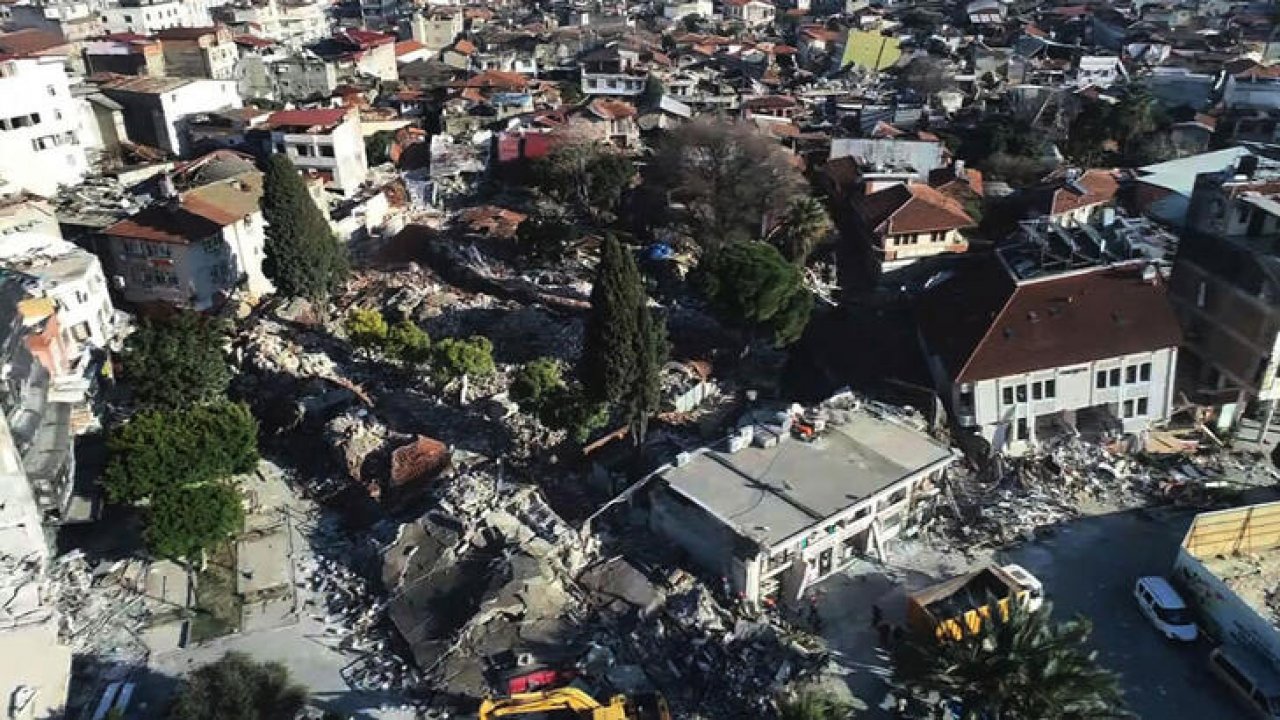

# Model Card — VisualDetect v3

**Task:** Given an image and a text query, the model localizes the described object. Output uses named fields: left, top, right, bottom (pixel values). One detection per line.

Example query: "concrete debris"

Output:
left=929, top=432, right=1250, bottom=550
left=298, top=553, right=418, bottom=693
left=48, top=551, right=152, bottom=667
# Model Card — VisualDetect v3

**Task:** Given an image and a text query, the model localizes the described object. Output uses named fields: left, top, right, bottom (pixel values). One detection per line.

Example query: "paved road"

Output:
left=818, top=508, right=1247, bottom=719
left=1002, top=508, right=1243, bottom=720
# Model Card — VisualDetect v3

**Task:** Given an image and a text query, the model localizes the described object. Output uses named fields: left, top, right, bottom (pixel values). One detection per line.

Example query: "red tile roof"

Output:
left=1047, top=169, right=1120, bottom=215
left=105, top=173, right=262, bottom=245
left=744, top=94, right=798, bottom=110
left=265, top=108, right=350, bottom=130
left=0, top=29, right=69, bottom=56
left=451, top=38, right=476, bottom=55
left=858, top=183, right=976, bottom=236
left=154, top=26, right=221, bottom=41
left=233, top=34, right=274, bottom=49
left=395, top=39, right=426, bottom=56
left=586, top=98, right=637, bottom=120
left=460, top=70, right=528, bottom=90
left=340, top=29, right=395, bottom=48
left=929, top=166, right=984, bottom=198
left=919, top=262, right=1182, bottom=383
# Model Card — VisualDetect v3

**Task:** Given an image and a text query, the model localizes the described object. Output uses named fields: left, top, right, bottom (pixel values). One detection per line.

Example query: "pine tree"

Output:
left=581, top=236, right=643, bottom=403
left=261, top=155, right=348, bottom=304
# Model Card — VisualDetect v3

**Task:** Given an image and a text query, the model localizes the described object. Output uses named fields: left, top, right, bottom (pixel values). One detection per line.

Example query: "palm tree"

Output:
left=770, top=196, right=832, bottom=265
left=892, top=598, right=1129, bottom=720
left=778, top=686, right=854, bottom=720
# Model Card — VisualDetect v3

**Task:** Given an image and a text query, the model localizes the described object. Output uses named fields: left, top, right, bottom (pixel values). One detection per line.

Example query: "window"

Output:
left=1096, top=371, right=1107, bottom=389
left=886, top=488, right=907, bottom=505
left=1126, top=365, right=1137, bottom=384
left=1123, top=399, right=1135, bottom=418
left=1032, top=382, right=1043, bottom=401
left=46, top=84, right=56, bottom=96
left=1016, top=384, right=1027, bottom=403
left=123, top=13, right=132, bottom=21
left=1003, top=387, right=1014, bottom=406
left=1140, top=362, right=1151, bottom=382
left=1137, top=397, right=1148, bottom=416
left=319, top=145, right=334, bottom=157
left=1109, top=368, right=1121, bottom=387
left=1045, top=379, right=1056, bottom=398
left=1016, top=417, right=1028, bottom=441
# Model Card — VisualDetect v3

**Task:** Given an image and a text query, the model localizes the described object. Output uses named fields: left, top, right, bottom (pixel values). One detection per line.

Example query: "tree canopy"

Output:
left=365, top=129, right=396, bottom=166
left=770, top=196, right=832, bottom=265
left=698, top=241, right=813, bottom=347
left=121, top=313, right=231, bottom=409
left=778, top=687, right=855, bottom=720
left=1066, top=90, right=1172, bottom=167
left=652, top=119, right=804, bottom=247
left=104, top=401, right=257, bottom=559
left=104, top=401, right=259, bottom=504
left=261, top=154, right=348, bottom=304
left=581, top=236, right=644, bottom=404
left=894, top=599, right=1127, bottom=720
left=344, top=307, right=389, bottom=350
left=146, top=483, right=244, bottom=560
left=531, top=138, right=635, bottom=220
left=516, top=206, right=581, bottom=262
left=433, top=336, right=495, bottom=381
left=510, top=357, right=564, bottom=412
left=953, top=115, right=1057, bottom=186
left=580, top=236, right=668, bottom=443
left=386, top=319, right=432, bottom=366
left=167, top=652, right=307, bottom=720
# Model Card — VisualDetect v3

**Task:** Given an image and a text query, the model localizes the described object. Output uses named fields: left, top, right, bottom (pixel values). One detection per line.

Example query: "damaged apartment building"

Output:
left=647, top=397, right=956, bottom=605
left=918, top=216, right=1184, bottom=455
left=1170, top=154, right=1280, bottom=436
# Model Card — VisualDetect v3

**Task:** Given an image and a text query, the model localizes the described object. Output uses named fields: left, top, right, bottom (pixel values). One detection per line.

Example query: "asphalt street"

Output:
left=819, top=507, right=1248, bottom=719
left=1002, top=508, right=1244, bottom=720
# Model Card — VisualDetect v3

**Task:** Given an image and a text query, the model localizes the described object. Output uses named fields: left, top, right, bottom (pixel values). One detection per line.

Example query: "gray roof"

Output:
left=661, top=409, right=954, bottom=548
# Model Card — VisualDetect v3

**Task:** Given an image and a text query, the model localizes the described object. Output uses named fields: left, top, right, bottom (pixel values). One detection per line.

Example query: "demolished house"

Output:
left=649, top=395, right=956, bottom=605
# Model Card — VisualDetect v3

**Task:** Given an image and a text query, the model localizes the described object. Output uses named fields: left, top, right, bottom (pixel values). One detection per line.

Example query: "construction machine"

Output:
left=477, top=687, right=671, bottom=719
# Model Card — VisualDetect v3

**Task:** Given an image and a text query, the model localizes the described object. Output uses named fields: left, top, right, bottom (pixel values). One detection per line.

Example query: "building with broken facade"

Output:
left=649, top=398, right=956, bottom=604
left=101, top=151, right=273, bottom=310
left=1169, top=154, right=1280, bottom=432
left=919, top=220, right=1184, bottom=455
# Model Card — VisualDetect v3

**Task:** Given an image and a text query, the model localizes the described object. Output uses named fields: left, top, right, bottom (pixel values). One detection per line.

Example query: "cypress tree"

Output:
left=261, top=155, right=348, bottom=304
left=581, top=236, right=643, bottom=403
left=622, top=305, right=668, bottom=444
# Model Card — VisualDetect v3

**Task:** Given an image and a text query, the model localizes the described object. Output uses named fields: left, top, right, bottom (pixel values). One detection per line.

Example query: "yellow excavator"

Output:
left=478, top=687, right=671, bottom=719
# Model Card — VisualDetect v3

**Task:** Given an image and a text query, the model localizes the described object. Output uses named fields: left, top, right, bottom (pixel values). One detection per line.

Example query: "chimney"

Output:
left=158, top=173, right=179, bottom=208
left=955, top=159, right=966, bottom=179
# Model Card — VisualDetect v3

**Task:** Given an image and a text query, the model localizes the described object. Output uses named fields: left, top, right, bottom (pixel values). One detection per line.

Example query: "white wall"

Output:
left=101, top=0, right=210, bottom=34
left=272, top=117, right=367, bottom=196
left=966, top=346, right=1178, bottom=454
left=159, top=79, right=242, bottom=154
left=0, top=56, right=88, bottom=198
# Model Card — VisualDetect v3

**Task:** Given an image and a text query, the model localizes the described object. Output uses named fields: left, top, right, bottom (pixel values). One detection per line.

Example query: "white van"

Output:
left=1210, top=645, right=1280, bottom=719
left=1134, top=576, right=1197, bottom=641
left=1001, top=564, right=1044, bottom=612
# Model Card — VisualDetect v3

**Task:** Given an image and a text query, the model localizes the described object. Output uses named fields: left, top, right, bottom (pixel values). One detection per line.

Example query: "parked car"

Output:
left=1001, top=564, right=1044, bottom=612
left=1209, top=645, right=1280, bottom=719
left=1134, top=576, right=1198, bottom=641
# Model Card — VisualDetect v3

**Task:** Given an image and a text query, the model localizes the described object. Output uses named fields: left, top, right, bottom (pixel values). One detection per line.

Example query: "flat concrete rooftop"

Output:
left=661, top=408, right=954, bottom=548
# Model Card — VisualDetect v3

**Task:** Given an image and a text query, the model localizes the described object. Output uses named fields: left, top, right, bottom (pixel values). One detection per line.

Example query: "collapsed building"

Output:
left=648, top=395, right=957, bottom=605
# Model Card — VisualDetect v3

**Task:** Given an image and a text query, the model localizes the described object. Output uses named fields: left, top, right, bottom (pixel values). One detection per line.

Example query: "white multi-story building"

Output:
left=920, top=228, right=1183, bottom=455
left=410, top=8, right=463, bottom=52
left=216, top=0, right=329, bottom=46
left=580, top=45, right=648, bottom=97
left=102, top=165, right=273, bottom=310
left=99, top=75, right=241, bottom=156
left=662, top=0, right=713, bottom=20
left=100, top=0, right=212, bottom=35
left=261, top=107, right=367, bottom=196
left=0, top=55, right=88, bottom=198
left=722, top=0, right=775, bottom=27
left=0, top=208, right=117, bottom=359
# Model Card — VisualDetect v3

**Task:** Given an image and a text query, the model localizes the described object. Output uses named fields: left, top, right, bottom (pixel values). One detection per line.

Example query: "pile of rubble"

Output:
left=931, top=432, right=1242, bottom=549
left=49, top=551, right=152, bottom=667
left=298, top=554, right=416, bottom=693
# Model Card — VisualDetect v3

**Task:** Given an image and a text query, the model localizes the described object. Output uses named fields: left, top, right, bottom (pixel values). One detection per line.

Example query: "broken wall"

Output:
left=649, top=485, right=757, bottom=600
